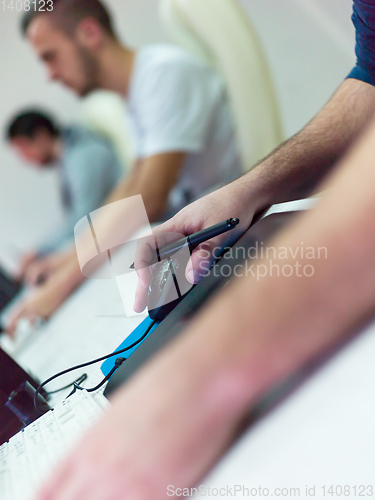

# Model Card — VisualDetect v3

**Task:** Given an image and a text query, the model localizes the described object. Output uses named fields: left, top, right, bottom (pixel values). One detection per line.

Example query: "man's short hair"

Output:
left=6, top=110, right=60, bottom=141
left=21, top=0, right=117, bottom=39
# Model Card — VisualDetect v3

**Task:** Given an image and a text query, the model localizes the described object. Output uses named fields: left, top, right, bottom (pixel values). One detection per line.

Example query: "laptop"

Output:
left=0, top=270, right=21, bottom=322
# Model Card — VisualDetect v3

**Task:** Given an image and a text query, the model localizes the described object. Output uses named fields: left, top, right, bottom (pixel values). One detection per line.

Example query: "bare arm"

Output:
left=246, top=78, right=375, bottom=205
left=71, top=151, right=185, bottom=278
left=37, top=114, right=375, bottom=500
left=134, top=78, right=375, bottom=299
left=102, top=152, right=185, bottom=218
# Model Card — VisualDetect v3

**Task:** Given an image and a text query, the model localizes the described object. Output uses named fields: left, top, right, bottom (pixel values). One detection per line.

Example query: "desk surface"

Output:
left=6, top=273, right=148, bottom=403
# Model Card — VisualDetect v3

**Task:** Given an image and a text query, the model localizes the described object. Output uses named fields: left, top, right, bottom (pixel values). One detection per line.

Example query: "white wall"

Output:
left=0, top=0, right=172, bottom=254
left=0, top=0, right=355, bottom=257
left=240, top=0, right=355, bottom=136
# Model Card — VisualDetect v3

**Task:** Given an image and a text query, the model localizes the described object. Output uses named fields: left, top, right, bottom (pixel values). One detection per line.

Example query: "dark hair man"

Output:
left=21, top=0, right=241, bottom=216
left=6, top=109, right=122, bottom=282
left=8, top=0, right=242, bottom=323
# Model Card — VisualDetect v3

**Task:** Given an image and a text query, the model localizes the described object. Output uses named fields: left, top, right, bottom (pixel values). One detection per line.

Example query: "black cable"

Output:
left=67, top=358, right=126, bottom=398
left=34, top=319, right=157, bottom=412
left=45, top=373, right=88, bottom=395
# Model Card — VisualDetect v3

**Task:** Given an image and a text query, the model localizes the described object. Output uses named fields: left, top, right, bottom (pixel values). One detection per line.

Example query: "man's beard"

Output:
left=77, top=46, right=101, bottom=97
left=40, top=153, right=55, bottom=165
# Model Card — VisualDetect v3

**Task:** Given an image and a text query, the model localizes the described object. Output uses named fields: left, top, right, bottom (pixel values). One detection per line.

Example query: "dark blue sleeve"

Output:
left=347, top=0, right=375, bottom=86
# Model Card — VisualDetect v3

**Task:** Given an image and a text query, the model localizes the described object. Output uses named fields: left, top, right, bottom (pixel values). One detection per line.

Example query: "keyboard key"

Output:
left=2, top=390, right=107, bottom=500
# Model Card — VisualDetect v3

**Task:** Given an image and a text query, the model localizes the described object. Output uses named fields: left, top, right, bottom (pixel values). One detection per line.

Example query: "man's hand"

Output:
left=24, top=250, right=74, bottom=286
left=133, top=180, right=257, bottom=313
left=18, top=252, right=38, bottom=280
left=6, top=256, right=84, bottom=337
left=6, top=281, right=67, bottom=337
left=132, top=79, right=375, bottom=315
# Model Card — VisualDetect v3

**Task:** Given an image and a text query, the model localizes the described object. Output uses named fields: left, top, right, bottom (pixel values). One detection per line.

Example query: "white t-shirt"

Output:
left=127, top=44, right=242, bottom=217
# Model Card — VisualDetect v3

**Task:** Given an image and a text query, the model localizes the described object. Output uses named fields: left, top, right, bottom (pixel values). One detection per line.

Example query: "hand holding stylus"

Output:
left=133, top=185, right=255, bottom=314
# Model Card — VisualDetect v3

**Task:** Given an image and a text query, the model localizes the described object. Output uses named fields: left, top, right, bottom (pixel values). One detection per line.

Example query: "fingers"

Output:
left=132, top=235, right=158, bottom=313
left=133, top=234, right=158, bottom=283
left=18, top=252, right=38, bottom=279
left=6, top=285, right=56, bottom=336
left=25, top=263, right=48, bottom=286
left=133, top=272, right=150, bottom=313
left=24, top=253, right=70, bottom=286
left=134, top=229, right=186, bottom=273
left=185, top=243, right=215, bottom=284
left=6, top=303, right=29, bottom=337
left=185, top=232, right=233, bottom=284
left=185, top=224, right=246, bottom=284
left=133, top=226, right=191, bottom=312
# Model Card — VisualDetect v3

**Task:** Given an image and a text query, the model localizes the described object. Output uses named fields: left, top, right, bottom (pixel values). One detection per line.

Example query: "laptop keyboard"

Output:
left=0, top=390, right=108, bottom=500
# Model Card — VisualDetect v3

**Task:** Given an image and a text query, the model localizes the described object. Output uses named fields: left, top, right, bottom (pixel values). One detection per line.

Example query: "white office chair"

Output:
left=81, top=90, right=135, bottom=174
left=160, top=0, right=284, bottom=170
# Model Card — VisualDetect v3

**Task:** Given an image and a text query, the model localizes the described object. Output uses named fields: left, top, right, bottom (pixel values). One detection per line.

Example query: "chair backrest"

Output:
left=160, top=0, right=284, bottom=170
left=81, top=91, right=135, bottom=174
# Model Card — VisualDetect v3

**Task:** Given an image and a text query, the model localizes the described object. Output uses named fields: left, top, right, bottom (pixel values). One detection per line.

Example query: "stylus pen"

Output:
left=130, top=218, right=240, bottom=269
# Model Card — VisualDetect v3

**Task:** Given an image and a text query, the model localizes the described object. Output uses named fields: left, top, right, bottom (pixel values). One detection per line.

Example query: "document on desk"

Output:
left=0, top=390, right=109, bottom=500
left=261, top=197, right=318, bottom=218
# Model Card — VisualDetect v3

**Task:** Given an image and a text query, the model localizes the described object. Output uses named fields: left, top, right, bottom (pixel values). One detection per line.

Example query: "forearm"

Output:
left=99, top=164, right=166, bottom=218
left=100, top=167, right=139, bottom=206
left=74, top=181, right=165, bottom=273
left=74, top=154, right=183, bottom=278
left=102, top=156, right=180, bottom=222
left=239, top=78, right=375, bottom=214
left=190, top=210, right=375, bottom=415
left=133, top=81, right=375, bottom=309
left=124, top=118, right=375, bottom=449
left=52, top=251, right=86, bottom=297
